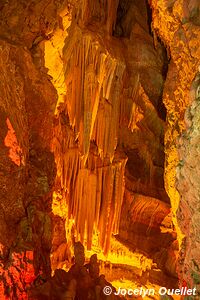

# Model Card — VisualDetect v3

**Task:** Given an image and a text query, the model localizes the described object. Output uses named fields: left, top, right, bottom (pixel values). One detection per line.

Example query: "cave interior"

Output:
left=0, top=0, right=200, bottom=299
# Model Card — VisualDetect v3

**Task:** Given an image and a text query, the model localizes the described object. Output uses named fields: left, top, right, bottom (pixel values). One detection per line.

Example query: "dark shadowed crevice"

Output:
left=145, top=0, right=153, bottom=36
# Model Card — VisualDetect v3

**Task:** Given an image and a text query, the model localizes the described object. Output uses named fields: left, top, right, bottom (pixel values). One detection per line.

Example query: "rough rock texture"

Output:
left=177, top=74, right=200, bottom=290
left=150, top=0, right=200, bottom=294
left=0, top=0, right=64, bottom=297
left=119, top=190, right=178, bottom=278
left=29, top=243, right=122, bottom=300
left=2, top=0, right=199, bottom=298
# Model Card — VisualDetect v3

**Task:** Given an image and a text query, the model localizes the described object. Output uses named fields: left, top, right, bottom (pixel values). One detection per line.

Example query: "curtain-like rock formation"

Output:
left=52, top=104, right=127, bottom=255
left=50, top=0, right=169, bottom=267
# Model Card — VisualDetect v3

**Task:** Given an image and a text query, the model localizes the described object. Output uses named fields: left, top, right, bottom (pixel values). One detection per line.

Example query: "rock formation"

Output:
left=51, top=0, right=169, bottom=262
left=150, top=0, right=200, bottom=293
left=29, top=242, right=122, bottom=300
left=0, top=0, right=199, bottom=299
left=0, top=0, right=60, bottom=298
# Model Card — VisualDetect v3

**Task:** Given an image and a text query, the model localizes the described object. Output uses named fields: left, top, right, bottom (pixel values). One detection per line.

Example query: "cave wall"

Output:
left=150, top=0, right=200, bottom=292
left=0, top=0, right=64, bottom=298
left=1, top=0, right=199, bottom=298
left=176, top=73, right=200, bottom=290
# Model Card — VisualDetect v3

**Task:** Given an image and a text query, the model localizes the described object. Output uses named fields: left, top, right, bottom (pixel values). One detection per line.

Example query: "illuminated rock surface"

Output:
left=150, top=0, right=200, bottom=293
left=0, top=0, right=59, bottom=297
left=0, top=0, right=199, bottom=299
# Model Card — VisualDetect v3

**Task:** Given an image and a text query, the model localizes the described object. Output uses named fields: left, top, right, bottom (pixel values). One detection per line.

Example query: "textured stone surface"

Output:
left=0, top=0, right=66, bottom=48
left=0, top=1, right=60, bottom=297
left=176, top=73, right=200, bottom=291
left=29, top=244, right=122, bottom=300
left=119, top=190, right=177, bottom=278
left=2, top=0, right=199, bottom=298
left=150, top=0, right=200, bottom=293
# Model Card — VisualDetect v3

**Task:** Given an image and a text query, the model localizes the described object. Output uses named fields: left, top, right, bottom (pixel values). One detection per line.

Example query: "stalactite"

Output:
left=50, top=20, right=128, bottom=255
left=49, top=0, right=167, bottom=262
left=64, top=28, right=125, bottom=161
left=52, top=107, right=127, bottom=255
left=52, top=20, right=165, bottom=256
left=70, top=154, right=127, bottom=255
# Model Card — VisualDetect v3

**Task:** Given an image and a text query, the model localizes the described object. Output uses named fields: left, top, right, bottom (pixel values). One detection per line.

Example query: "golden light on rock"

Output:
left=1, top=0, right=200, bottom=299
left=44, top=5, right=72, bottom=114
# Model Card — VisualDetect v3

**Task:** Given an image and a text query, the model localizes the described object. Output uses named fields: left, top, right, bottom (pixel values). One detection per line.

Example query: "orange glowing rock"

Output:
left=50, top=22, right=128, bottom=255
left=62, top=26, right=125, bottom=161
left=4, top=118, right=23, bottom=167
left=49, top=0, right=168, bottom=266
left=0, top=250, right=35, bottom=299
left=52, top=118, right=128, bottom=254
